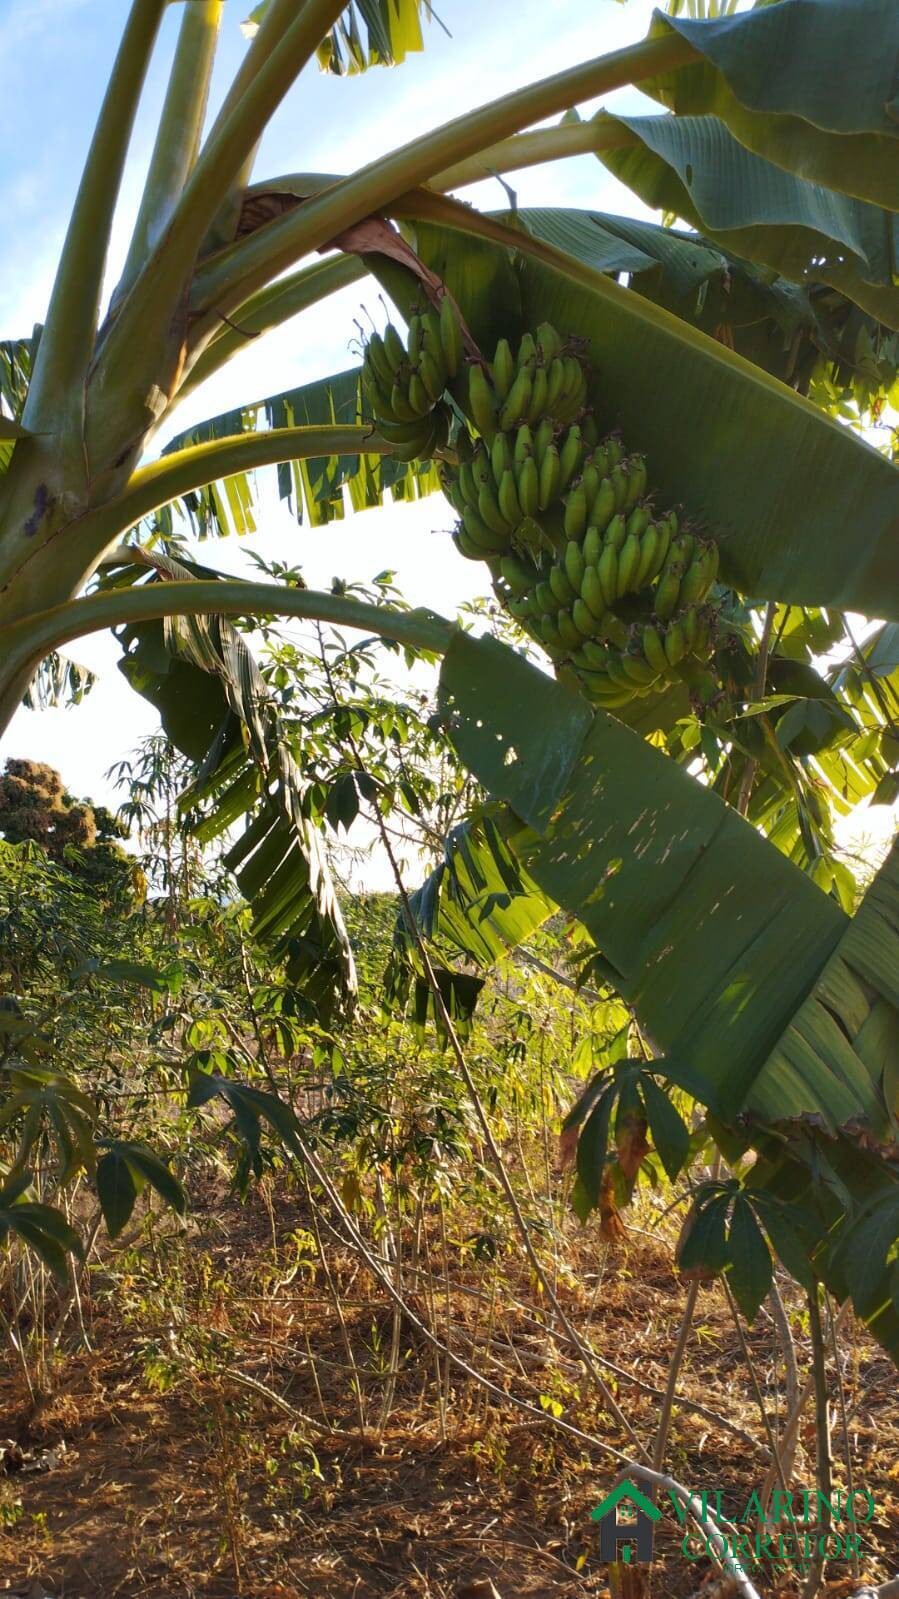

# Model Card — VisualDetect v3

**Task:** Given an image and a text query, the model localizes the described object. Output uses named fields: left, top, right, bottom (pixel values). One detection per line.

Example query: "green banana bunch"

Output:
left=362, top=299, right=466, bottom=443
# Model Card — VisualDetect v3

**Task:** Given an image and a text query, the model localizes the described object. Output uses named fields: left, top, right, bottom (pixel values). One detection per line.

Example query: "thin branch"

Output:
left=1, top=581, right=455, bottom=713
left=116, top=0, right=224, bottom=303
left=801, top=1287, right=834, bottom=1599
left=433, top=116, right=638, bottom=192
left=23, top=0, right=168, bottom=432
left=723, top=1278, right=789, bottom=1503
left=180, top=255, right=366, bottom=394
left=95, top=422, right=396, bottom=544
left=107, top=0, right=351, bottom=354
left=187, top=31, right=698, bottom=318
left=826, top=1289, right=861, bottom=1581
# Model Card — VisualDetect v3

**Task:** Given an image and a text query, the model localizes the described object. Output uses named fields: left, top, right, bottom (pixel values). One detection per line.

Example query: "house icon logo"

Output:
left=591, top=1479, right=661, bottom=1564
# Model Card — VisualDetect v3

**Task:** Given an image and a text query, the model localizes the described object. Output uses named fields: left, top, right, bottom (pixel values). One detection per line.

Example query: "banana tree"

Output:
left=1, top=0, right=898, bottom=1344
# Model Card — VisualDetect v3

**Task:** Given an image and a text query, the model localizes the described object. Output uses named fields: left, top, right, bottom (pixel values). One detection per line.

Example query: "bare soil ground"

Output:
left=1, top=1181, right=897, bottom=1599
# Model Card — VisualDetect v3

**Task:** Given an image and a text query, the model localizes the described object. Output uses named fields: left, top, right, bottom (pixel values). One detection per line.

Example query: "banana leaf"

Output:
left=595, top=113, right=899, bottom=330
left=243, top=0, right=427, bottom=75
left=393, top=808, right=554, bottom=970
left=499, top=206, right=899, bottom=411
left=152, top=368, right=438, bottom=541
left=437, top=631, right=854, bottom=1126
left=109, top=551, right=356, bottom=1018
left=435, top=630, right=899, bottom=1351
left=644, top=0, right=899, bottom=210
left=750, top=835, right=899, bottom=1133
left=388, top=220, right=899, bottom=619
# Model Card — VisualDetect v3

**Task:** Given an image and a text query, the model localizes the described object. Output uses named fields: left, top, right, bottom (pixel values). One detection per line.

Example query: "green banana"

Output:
left=653, top=566, right=683, bottom=622
left=439, top=295, right=462, bottom=378
left=421, top=312, right=447, bottom=382
left=604, top=655, right=638, bottom=694
left=468, top=364, right=498, bottom=438
left=517, top=456, right=539, bottom=518
left=581, top=639, right=611, bottom=670
left=589, top=479, right=616, bottom=533
left=633, top=523, right=660, bottom=591
left=564, top=539, right=586, bottom=592
left=545, top=357, right=566, bottom=412
left=572, top=597, right=601, bottom=639
left=681, top=605, right=699, bottom=653
left=463, top=505, right=509, bottom=554
left=581, top=413, right=600, bottom=449
left=642, top=625, right=669, bottom=677
left=378, top=413, right=438, bottom=445
left=514, top=424, right=534, bottom=465
left=610, top=463, right=629, bottom=511
left=678, top=554, right=708, bottom=610
left=499, top=367, right=532, bottom=431
left=583, top=526, right=603, bottom=567
left=383, top=323, right=406, bottom=373
left=517, top=332, right=538, bottom=371
left=557, top=609, right=583, bottom=650
left=538, top=445, right=561, bottom=511
left=534, top=416, right=555, bottom=466
left=625, top=456, right=647, bottom=506
left=549, top=563, right=576, bottom=607
left=620, top=651, right=658, bottom=687
left=536, top=322, right=562, bottom=363
left=491, top=337, right=515, bottom=399
left=615, top=532, right=641, bottom=598
left=418, top=349, right=445, bottom=405
left=458, top=461, right=477, bottom=507
left=539, top=615, right=564, bottom=653
left=664, top=620, right=687, bottom=668
left=498, top=469, right=522, bottom=528
left=626, top=506, right=651, bottom=541
left=558, top=426, right=583, bottom=490
left=580, top=462, right=601, bottom=507
left=581, top=563, right=606, bottom=620
left=389, top=416, right=439, bottom=461
left=604, top=513, right=627, bottom=552
left=588, top=681, right=640, bottom=709
left=408, top=372, right=431, bottom=416
left=471, top=449, right=492, bottom=492
left=575, top=636, right=604, bottom=668
left=693, top=611, right=712, bottom=658
left=597, top=543, right=618, bottom=610
left=364, top=332, right=395, bottom=391
left=652, top=518, right=672, bottom=578
left=563, top=481, right=588, bottom=540
left=601, top=613, right=629, bottom=650
left=391, top=380, right=422, bottom=422
left=535, top=581, right=556, bottom=615
left=453, top=526, right=484, bottom=561
left=406, top=316, right=424, bottom=363
left=491, top=432, right=512, bottom=486
left=478, top=482, right=513, bottom=538
left=500, top=554, right=537, bottom=597
left=526, top=365, right=548, bottom=426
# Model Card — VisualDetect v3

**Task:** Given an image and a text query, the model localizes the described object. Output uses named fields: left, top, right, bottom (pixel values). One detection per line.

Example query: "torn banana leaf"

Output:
left=644, top=0, right=899, bottom=210
left=110, top=551, right=356, bottom=1019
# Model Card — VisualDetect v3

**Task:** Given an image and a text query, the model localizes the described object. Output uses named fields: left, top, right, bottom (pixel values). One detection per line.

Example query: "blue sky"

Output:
left=0, top=0, right=670, bottom=810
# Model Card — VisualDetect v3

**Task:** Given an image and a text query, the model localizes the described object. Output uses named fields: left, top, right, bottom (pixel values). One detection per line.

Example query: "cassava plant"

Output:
left=1, top=0, right=899, bottom=1355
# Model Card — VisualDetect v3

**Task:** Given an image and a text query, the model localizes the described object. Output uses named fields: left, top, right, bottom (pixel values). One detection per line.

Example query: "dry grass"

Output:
left=1, top=1178, right=897, bottom=1599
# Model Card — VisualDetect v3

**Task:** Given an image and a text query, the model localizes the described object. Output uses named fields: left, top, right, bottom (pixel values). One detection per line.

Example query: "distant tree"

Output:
left=0, top=757, right=140, bottom=904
